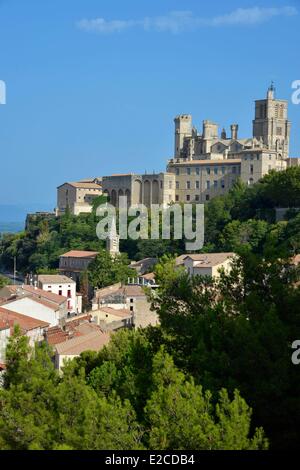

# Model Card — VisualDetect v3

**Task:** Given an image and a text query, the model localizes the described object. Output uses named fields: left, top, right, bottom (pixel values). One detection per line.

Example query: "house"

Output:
left=0, top=306, right=49, bottom=347
left=59, top=250, right=99, bottom=285
left=56, top=179, right=102, bottom=216
left=180, top=252, right=235, bottom=277
left=54, top=328, right=110, bottom=371
left=92, top=283, right=159, bottom=329
left=0, top=285, right=68, bottom=327
left=37, top=274, right=82, bottom=315
left=2, top=297, right=65, bottom=328
left=91, top=306, right=133, bottom=331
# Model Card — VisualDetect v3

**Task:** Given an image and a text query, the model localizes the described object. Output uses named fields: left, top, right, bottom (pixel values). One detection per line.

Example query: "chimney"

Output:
left=230, top=124, right=238, bottom=140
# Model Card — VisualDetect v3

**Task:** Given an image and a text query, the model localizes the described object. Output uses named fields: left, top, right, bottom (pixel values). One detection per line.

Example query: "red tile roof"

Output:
left=60, top=250, right=99, bottom=258
left=0, top=307, right=50, bottom=332
left=3, top=285, right=67, bottom=305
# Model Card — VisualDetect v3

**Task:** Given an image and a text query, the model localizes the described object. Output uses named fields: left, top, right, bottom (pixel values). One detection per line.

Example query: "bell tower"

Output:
left=252, top=83, right=290, bottom=159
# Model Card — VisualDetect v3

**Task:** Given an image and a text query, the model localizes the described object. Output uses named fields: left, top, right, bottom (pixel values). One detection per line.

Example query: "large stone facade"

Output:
left=167, top=84, right=294, bottom=203
left=101, top=172, right=175, bottom=207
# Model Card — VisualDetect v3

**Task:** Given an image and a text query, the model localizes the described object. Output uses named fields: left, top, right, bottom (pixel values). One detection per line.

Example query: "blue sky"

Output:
left=0, top=0, right=299, bottom=212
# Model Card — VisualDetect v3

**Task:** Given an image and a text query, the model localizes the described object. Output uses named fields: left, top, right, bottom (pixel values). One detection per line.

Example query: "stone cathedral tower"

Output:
left=252, top=83, right=291, bottom=159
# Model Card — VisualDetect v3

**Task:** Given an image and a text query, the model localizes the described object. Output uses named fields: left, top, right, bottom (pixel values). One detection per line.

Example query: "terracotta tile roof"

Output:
left=95, top=283, right=122, bottom=299
left=123, top=285, right=146, bottom=297
left=37, top=275, right=75, bottom=285
left=0, top=306, right=50, bottom=332
left=184, top=252, right=235, bottom=267
left=2, top=285, right=67, bottom=305
left=175, top=254, right=188, bottom=265
left=98, top=307, right=132, bottom=319
left=141, top=272, right=155, bottom=281
left=75, top=322, right=102, bottom=335
left=55, top=330, right=110, bottom=356
left=60, top=250, right=99, bottom=258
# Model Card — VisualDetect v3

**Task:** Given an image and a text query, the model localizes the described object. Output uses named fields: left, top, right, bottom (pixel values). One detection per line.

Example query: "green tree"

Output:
left=145, top=350, right=267, bottom=450
left=0, top=274, right=10, bottom=288
left=88, top=250, right=136, bottom=289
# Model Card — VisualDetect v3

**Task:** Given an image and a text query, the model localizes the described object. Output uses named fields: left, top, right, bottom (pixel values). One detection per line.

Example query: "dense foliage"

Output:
left=149, top=252, right=300, bottom=449
left=0, top=326, right=267, bottom=450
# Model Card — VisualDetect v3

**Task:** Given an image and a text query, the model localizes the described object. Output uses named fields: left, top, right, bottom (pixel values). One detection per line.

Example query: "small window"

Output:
left=195, top=181, right=200, bottom=189
left=195, top=195, right=200, bottom=201
left=58, top=290, right=62, bottom=296
left=187, top=167, right=191, bottom=175
left=186, top=181, right=191, bottom=189
left=175, top=168, right=180, bottom=176
left=176, top=181, right=179, bottom=189
left=175, top=195, right=179, bottom=201
left=221, top=180, right=225, bottom=189
left=221, top=167, right=225, bottom=175
left=214, top=167, right=218, bottom=175
left=206, top=167, right=210, bottom=175
left=130, top=306, right=134, bottom=312
left=186, top=195, right=190, bottom=201
left=214, top=180, right=218, bottom=189
left=206, top=181, right=210, bottom=190
left=196, top=167, right=200, bottom=175
left=206, top=194, right=210, bottom=201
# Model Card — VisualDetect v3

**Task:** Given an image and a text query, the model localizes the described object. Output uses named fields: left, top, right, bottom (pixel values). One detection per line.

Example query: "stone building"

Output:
left=56, top=85, right=299, bottom=209
left=101, top=172, right=175, bottom=208
left=56, top=178, right=102, bottom=215
left=167, top=84, right=295, bottom=203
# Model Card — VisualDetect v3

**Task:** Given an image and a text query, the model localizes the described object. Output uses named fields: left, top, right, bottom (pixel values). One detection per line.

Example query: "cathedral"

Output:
left=57, top=85, right=299, bottom=213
